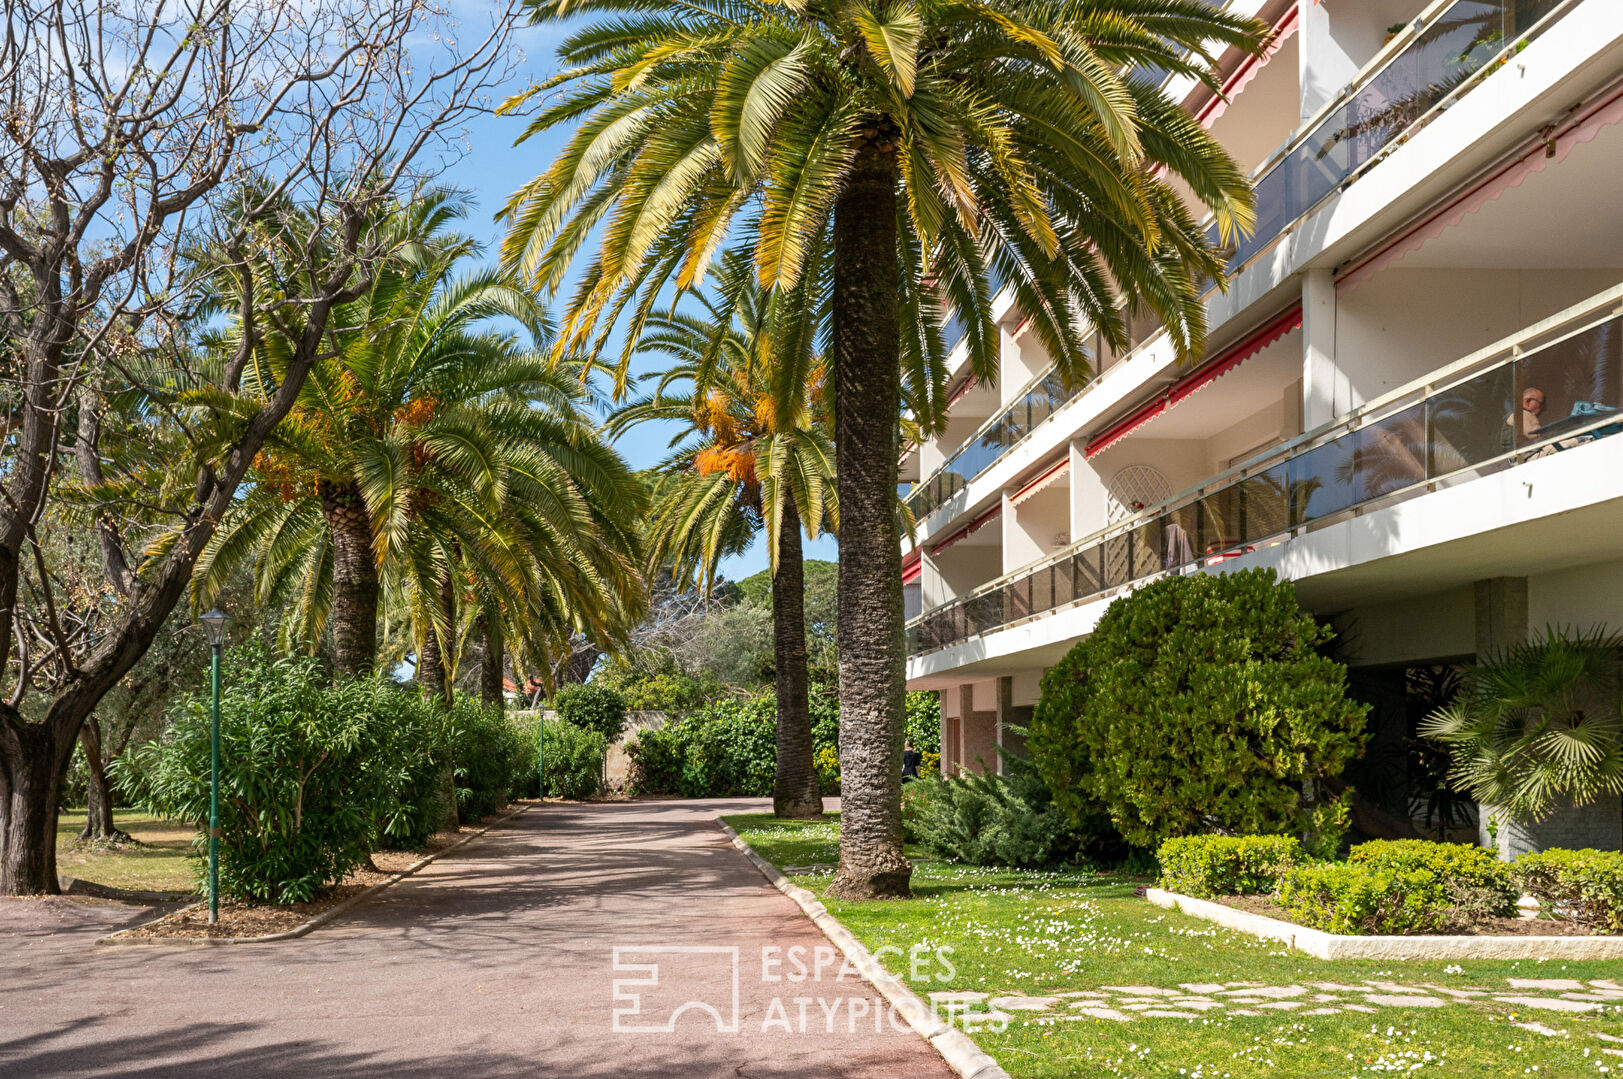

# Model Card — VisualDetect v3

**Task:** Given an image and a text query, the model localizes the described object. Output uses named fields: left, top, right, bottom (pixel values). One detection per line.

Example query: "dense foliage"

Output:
left=903, top=745, right=1077, bottom=868
left=592, top=665, right=724, bottom=713
left=1031, top=569, right=1368, bottom=850
left=116, top=650, right=447, bottom=902
left=553, top=683, right=629, bottom=742
left=1157, top=835, right=1304, bottom=899
left=447, top=698, right=530, bottom=821
left=1275, top=861, right=1457, bottom=935
left=1514, top=848, right=1623, bottom=932
left=541, top=720, right=608, bottom=801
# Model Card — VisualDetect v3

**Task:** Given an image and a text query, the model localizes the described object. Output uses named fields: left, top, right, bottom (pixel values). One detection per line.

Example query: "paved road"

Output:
left=0, top=800, right=956, bottom=1078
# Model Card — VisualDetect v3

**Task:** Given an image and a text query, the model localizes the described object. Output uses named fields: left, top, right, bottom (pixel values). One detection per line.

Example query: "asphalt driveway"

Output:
left=0, top=799, right=955, bottom=1079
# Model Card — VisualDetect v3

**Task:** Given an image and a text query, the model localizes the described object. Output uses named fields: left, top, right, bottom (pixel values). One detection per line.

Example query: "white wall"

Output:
left=1001, top=325, right=1049, bottom=405
left=1206, top=32, right=1301, bottom=174
left=1530, top=558, right=1623, bottom=631
left=1004, top=483, right=1069, bottom=573
left=1300, top=0, right=1428, bottom=119
left=933, top=540, right=1001, bottom=599
left=1330, top=586, right=1476, bottom=667
left=1333, top=269, right=1623, bottom=415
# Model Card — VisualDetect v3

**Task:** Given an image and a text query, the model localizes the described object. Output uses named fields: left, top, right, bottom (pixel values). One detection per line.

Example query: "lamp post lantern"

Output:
left=200, top=607, right=228, bottom=924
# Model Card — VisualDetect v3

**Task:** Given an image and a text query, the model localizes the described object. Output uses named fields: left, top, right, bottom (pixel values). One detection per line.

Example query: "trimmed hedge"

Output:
left=1350, top=839, right=1516, bottom=919
left=1514, top=848, right=1623, bottom=932
left=1157, top=835, right=1303, bottom=898
left=1276, top=862, right=1452, bottom=935
left=553, top=683, right=628, bottom=742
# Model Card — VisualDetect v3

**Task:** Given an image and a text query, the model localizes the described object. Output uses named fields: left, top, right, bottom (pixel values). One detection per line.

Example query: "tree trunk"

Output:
left=772, top=501, right=823, bottom=819
left=826, top=133, right=911, bottom=899
left=77, top=716, right=127, bottom=843
left=320, top=479, right=379, bottom=676
left=479, top=615, right=505, bottom=712
left=0, top=715, right=75, bottom=894
left=419, top=572, right=459, bottom=832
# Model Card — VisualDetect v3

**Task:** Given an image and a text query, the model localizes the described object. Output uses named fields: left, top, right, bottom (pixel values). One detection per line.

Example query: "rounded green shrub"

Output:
left=1513, top=848, right=1623, bottom=932
left=541, top=719, right=608, bottom=800
left=904, top=763, right=1078, bottom=868
left=1276, top=862, right=1451, bottom=935
left=1030, top=568, right=1368, bottom=850
left=553, top=683, right=628, bottom=741
left=1349, top=840, right=1516, bottom=917
left=447, top=698, right=527, bottom=821
left=1157, top=835, right=1303, bottom=898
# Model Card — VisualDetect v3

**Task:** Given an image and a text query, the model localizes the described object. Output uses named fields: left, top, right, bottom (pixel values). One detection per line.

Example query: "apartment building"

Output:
left=900, top=0, right=1623, bottom=853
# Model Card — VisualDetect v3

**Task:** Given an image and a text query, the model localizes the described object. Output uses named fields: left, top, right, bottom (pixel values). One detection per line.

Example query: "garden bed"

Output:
left=1147, top=887, right=1623, bottom=960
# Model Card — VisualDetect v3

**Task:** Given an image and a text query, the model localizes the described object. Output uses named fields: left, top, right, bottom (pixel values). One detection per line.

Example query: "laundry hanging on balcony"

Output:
left=1084, top=304, right=1304, bottom=459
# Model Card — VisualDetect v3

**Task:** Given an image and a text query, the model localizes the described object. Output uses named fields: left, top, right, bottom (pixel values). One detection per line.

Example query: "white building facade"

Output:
left=901, top=0, right=1623, bottom=849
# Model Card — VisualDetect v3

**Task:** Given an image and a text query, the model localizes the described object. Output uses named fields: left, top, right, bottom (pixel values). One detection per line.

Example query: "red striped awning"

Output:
left=1193, top=5, right=1300, bottom=129
left=1084, top=304, right=1303, bottom=459
left=946, top=375, right=978, bottom=407
left=1009, top=455, right=1070, bottom=507
left=901, top=551, right=922, bottom=585
left=929, top=502, right=1002, bottom=557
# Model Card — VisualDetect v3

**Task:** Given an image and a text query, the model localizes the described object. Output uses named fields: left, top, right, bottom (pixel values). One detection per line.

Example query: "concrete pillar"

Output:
left=1298, top=0, right=1359, bottom=121
left=1473, top=577, right=1528, bottom=659
left=959, top=682, right=999, bottom=776
left=1302, top=268, right=1343, bottom=429
left=995, top=676, right=1033, bottom=776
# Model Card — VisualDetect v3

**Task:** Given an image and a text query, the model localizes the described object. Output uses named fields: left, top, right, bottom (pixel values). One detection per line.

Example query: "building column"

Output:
left=1298, top=0, right=1359, bottom=121
left=959, top=682, right=999, bottom=776
left=1302, top=267, right=1343, bottom=430
left=1473, top=576, right=1528, bottom=659
left=995, top=676, right=1033, bottom=776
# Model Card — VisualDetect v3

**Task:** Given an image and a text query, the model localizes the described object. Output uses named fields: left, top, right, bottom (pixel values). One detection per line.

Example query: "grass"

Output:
left=55, top=808, right=197, bottom=894
left=726, top=813, right=1623, bottom=1079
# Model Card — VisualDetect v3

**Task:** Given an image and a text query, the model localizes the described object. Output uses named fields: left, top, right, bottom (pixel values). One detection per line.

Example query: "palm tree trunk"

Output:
left=479, top=615, right=505, bottom=712
left=826, top=132, right=911, bottom=899
left=320, top=479, right=379, bottom=676
left=772, top=500, right=822, bottom=819
left=418, top=571, right=460, bottom=831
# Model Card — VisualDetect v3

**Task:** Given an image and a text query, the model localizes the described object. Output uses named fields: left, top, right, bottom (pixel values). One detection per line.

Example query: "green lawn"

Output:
left=726, top=813, right=1623, bottom=1078
left=55, top=808, right=197, bottom=894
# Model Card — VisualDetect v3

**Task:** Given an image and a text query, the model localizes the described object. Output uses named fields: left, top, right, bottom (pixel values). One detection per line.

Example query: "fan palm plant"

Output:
left=611, top=254, right=835, bottom=817
left=501, top=0, right=1263, bottom=897
left=1422, top=627, right=1623, bottom=826
left=195, top=191, right=646, bottom=689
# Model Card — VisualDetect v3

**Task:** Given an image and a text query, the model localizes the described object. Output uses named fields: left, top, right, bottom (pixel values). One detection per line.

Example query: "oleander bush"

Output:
left=1275, top=862, right=1453, bottom=935
left=1157, top=835, right=1304, bottom=898
left=541, top=719, right=608, bottom=800
left=1513, top=848, right=1623, bottom=932
left=1030, top=569, right=1368, bottom=850
left=1350, top=839, right=1517, bottom=918
left=447, top=697, right=528, bottom=821
left=553, top=683, right=629, bottom=742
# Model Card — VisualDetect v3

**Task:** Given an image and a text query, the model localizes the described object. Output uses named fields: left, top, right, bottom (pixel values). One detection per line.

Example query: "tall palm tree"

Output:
left=611, top=253, right=834, bottom=817
left=196, top=192, right=646, bottom=689
left=502, top=0, right=1263, bottom=897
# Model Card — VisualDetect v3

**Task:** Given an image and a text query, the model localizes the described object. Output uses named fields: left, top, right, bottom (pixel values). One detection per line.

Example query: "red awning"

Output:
left=1084, top=305, right=1303, bottom=459
left=1009, top=455, right=1070, bottom=507
left=946, top=375, right=978, bottom=407
left=1193, top=6, right=1300, bottom=129
left=901, top=551, right=922, bottom=585
left=929, top=503, right=1002, bottom=557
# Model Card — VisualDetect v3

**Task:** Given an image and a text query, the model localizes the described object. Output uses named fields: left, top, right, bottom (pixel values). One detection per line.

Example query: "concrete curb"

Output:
left=716, top=819, right=1011, bottom=1079
left=1146, top=887, right=1623, bottom=959
left=95, top=802, right=534, bottom=947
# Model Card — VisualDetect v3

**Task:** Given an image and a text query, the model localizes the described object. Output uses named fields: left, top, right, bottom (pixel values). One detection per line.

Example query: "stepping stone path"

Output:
left=928, top=977, right=1623, bottom=1053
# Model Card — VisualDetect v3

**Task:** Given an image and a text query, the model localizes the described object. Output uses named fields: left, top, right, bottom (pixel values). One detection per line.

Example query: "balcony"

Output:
left=902, top=0, right=1581, bottom=534
left=907, top=285, right=1623, bottom=658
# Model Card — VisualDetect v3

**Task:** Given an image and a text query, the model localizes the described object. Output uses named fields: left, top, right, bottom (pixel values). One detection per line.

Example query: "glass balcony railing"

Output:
left=904, top=0, right=1577, bottom=526
left=1218, top=0, right=1570, bottom=272
left=907, top=286, right=1623, bottom=658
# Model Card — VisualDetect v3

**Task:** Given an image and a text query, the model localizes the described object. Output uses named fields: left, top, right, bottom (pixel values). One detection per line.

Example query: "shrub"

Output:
left=625, top=687, right=844, bottom=797
left=1275, top=862, right=1451, bottom=935
left=1157, top=835, right=1303, bottom=898
left=905, top=748, right=1079, bottom=868
left=1030, top=568, right=1368, bottom=850
left=593, top=665, right=723, bottom=712
left=116, top=650, right=405, bottom=903
left=1513, top=848, right=1623, bottom=932
left=1349, top=840, right=1516, bottom=918
left=366, top=690, right=453, bottom=851
left=541, top=720, right=607, bottom=800
left=447, top=698, right=526, bottom=821
left=905, top=691, right=942, bottom=758
left=508, top=714, right=542, bottom=799
left=626, top=725, right=686, bottom=796
left=553, top=683, right=628, bottom=741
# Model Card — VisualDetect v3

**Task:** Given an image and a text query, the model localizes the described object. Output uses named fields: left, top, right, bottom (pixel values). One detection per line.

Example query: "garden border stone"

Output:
left=93, top=801, right=533, bottom=947
left=716, top=819, right=1011, bottom=1079
left=1145, top=887, right=1623, bottom=960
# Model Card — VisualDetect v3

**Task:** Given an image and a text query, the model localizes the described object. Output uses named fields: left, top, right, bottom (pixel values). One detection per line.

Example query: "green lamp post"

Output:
left=200, top=606, right=228, bottom=924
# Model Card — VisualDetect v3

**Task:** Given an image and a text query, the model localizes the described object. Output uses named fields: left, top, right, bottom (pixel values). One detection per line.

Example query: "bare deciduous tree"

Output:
left=0, top=0, right=520, bottom=894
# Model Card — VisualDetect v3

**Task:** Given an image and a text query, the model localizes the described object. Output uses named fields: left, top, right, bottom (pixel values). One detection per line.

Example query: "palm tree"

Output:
left=502, top=0, right=1263, bottom=897
left=197, top=192, right=645, bottom=690
left=611, top=254, right=834, bottom=817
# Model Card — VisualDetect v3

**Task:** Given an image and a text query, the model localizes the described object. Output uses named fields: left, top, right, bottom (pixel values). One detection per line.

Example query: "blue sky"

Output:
left=430, top=19, right=839, bottom=582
